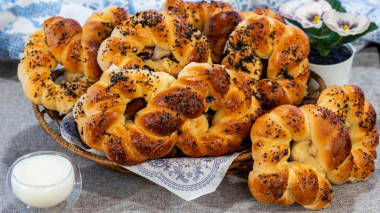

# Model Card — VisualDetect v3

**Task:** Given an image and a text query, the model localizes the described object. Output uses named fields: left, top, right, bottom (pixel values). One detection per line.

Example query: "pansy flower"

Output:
left=323, top=10, right=370, bottom=36
left=294, top=1, right=332, bottom=28
left=279, top=0, right=311, bottom=20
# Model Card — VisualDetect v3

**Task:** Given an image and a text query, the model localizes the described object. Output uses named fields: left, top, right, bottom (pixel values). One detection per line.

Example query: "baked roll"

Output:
left=222, top=12, right=310, bottom=109
left=164, top=0, right=286, bottom=63
left=18, top=30, right=89, bottom=114
left=74, top=63, right=262, bottom=164
left=317, top=85, right=379, bottom=182
left=171, top=63, right=262, bottom=157
left=97, top=10, right=211, bottom=77
left=43, top=6, right=129, bottom=83
left=73, top=65, right=177, bottom=165
left=164, top=0, right=240, bottom=63
left=18, top=7, right=129, bottom=113
left=249, top=104, right=352, bottom=209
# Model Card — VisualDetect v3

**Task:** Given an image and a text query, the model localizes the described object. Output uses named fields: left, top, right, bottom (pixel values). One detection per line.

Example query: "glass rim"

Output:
left=9, top=151, right=76, bottom=188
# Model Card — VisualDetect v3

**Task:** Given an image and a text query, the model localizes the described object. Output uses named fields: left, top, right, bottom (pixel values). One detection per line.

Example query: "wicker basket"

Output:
left=32, top=70, right=326, bottom=175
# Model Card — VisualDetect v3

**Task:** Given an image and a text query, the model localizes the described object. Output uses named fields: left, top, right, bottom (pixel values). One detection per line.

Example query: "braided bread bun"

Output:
left=74, top=63, right=262, bottom=163
left=82, top=6, right=129, bottom=45
left=97, top=10, right=210, bottom=77
left=163, top=1, right=287, bottom=63
left=18, top=7, right=129, bottom=114
left=249, top=104, right=353, bottom=209
left=73, top=65, right=177, bottom=165
left=163, top=63, right=262, bottom=157
left=222, top=12, right=310, bottom=109
left=43, top=6, right=128, bottom=83
left=18, top=30, right=89, bottom=114
left=317, top=85, right=379, bottom=181
left=164, top=0, right=239, bottom=63
left=164, top=0, right=234, bottom=31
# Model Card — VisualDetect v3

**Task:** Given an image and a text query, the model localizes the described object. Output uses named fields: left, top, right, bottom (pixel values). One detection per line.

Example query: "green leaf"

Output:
left=311, top=41, right=332, bottom=57
left=285, top=20, right=332, bottom=41
left=308, top=33, right=331, bottom=39
left=340, top=22, right=378, bottom=44
left=311, top=30, right=340, bottom=44
left=326, top=0, right=346, bottom=12
left=325, top=31, right=341, bottom=45
left=318, top=49, right=331, bottom=57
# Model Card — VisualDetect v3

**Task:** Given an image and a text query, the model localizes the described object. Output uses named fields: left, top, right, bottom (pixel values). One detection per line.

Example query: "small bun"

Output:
left=222, top=12, right=310, bottom=109
left=73, top=65, right=177, bottom=165
left=249, top=104, right=353, bottom=209
left=317, top=85, right=379, bottom=182
left=18, top=7, right=129, bottom=113
left=98, top=10, right=211, bottom=78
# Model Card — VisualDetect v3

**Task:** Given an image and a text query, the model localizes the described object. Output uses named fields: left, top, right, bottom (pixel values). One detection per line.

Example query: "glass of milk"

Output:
left=6, top=151, right=82, bottom=212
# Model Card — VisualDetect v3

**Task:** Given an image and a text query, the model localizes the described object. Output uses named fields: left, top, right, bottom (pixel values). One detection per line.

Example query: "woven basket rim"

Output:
left=32, top=70, right=326, bottom=175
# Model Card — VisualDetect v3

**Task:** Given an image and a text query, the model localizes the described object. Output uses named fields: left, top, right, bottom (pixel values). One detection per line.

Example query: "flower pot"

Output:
left=309, top=44, right=355, bottom=87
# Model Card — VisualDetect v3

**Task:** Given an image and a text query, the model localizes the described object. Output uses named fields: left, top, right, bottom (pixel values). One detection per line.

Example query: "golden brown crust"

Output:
left=17, top=31, right=89, bottom=114
left=268, top=26, right=309, bottom=81
left=73, top=65, right=177, bottom=165
left=204, top=11, right=242, bottom=40
left=300, top=105, right=351, bottom=172
left=204, top=11, right=242, bottom=63
left=152, top=87, right=207, bottom=118
left=252, top=8, right=285, bottom=23
left=136, top=110, right=185, bottom=136
left=164, top=0, right=239, bottom=63
left=42, top=7, right=129, bottom=83
left=248, top=164, right=290, bottom=204
left=249, top=104, right=352, bottom=209
left=43, top=17, right=82, bottom=60
left=164, top=0, right=234, bottom=30
left=18, top=7, right=130, bottom=113
left=74, top=63, right=261, bottom=164
left=98, top=10, right=210, bottom=77
left=161, top=63, right=262, bottom=157
left=317, top=85, right=379, bottom=182
left=222, top=12, right=310, bottom=109
left=252, top=79, right=292, bottom=108
left=82, top=6, right=129, bottom=45
left=270, top=104, right=309, bottom=141
left=288, top=162, right=319, bottom=205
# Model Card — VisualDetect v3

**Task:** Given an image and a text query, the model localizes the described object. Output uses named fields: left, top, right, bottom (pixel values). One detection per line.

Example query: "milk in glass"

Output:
left=11, top=154, right=75, bottom=208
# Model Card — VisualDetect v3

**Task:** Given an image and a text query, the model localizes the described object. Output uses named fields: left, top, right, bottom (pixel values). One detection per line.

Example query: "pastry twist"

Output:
left=163, top=0, right=285, bottom=63
left=249, top=105, right=353, bottom=209
left=82, top=6, right=129, bottom=45
left=43, top=6, right=128, bottom=82
left=73, top=65, right=177, bottom=165
left=18, top=7, right=129, bottom=113
left=74, top=63, right=261, bottom=164
left=18, top=30, right=89, bottom=114
left=165, top=63, right=262, bottom=157
left=222, top=12, right=310, bottom=109
left=164, top=0, right=239, bottom=63
left=317, top=85, right=379, bottom=181
left=97, top=10, right=210, bottom=77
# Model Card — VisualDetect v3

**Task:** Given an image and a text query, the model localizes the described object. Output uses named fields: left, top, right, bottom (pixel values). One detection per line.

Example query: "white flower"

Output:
left=323, top=10, right=370, bottom=36
left=294, top=1, right=332, bottom=28
left=279, top=0, right=311, bottom=20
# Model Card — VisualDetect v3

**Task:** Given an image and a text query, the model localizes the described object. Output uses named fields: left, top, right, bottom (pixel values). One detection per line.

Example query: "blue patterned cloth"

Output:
left=0, top=0, right=379, bottom=60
